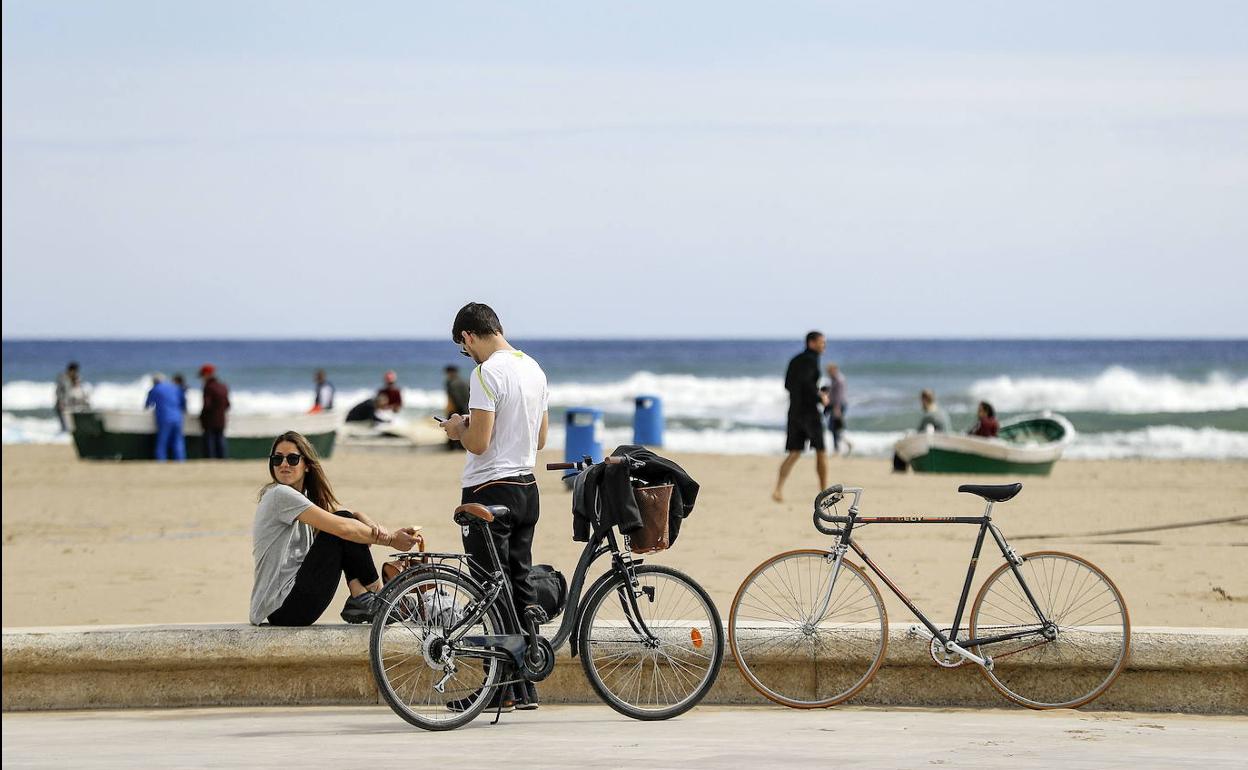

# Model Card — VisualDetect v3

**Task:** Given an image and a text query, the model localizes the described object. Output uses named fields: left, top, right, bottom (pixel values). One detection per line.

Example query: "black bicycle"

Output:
left=729, top=483, right=1130, bottom=710
left=369, top=455, right=725, bottom=730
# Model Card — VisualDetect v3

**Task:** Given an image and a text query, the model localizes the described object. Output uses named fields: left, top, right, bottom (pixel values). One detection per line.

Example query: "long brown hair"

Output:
left=260, top=431, right=340, bottom=511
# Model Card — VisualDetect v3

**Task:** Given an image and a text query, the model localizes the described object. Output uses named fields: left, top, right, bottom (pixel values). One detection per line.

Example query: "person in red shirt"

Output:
left=377, top=370, right=403, bottom=414
left=968, top=401, right=1000, bottom=438
left=199, top=364, right=231, bottom=458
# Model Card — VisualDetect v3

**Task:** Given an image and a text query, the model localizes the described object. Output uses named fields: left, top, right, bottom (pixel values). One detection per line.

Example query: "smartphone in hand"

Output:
left=431, top=415, right=447, bottom=424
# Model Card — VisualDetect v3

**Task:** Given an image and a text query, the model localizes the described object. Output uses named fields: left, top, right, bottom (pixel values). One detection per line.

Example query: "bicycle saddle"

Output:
left=957, top=483, right=1022, bottom=503
left=453, top=503, right=511, bottom=525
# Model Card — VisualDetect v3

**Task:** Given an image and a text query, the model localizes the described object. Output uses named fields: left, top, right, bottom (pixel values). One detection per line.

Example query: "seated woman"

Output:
left=250, top=430, right=420, bottom=626
left=968, top=401, right=1001, bottom=438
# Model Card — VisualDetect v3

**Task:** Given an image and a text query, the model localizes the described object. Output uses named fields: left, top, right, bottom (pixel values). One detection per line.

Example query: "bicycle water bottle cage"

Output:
left=453, top=504, right=512, bottom=526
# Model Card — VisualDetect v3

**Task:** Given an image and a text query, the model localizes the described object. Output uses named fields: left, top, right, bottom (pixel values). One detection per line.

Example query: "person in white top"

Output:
left=440, top=302, right=549, bottom=711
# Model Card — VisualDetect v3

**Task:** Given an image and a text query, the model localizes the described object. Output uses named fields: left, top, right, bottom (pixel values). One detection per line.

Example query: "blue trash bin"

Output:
left=564, top=407, right=604, bottom=473
left=633, top=395, right=664, bottom=446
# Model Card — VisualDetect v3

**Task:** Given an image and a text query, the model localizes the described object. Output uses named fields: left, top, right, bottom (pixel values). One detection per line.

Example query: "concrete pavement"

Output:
left=3, top=705, right=1245, bottom=769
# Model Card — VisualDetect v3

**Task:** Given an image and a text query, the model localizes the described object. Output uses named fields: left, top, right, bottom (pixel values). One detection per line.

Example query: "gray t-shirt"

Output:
left=918, top=407, right=951, bottom=433
left=249, top=484, right=315, bottom=625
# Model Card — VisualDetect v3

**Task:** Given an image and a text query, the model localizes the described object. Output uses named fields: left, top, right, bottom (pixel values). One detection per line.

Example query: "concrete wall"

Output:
left=3, top=624, right=1244, bottom=713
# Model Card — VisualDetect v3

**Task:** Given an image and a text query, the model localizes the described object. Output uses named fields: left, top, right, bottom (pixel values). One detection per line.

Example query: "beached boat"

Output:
left=337, top=416, right=447, bottom=452
left=69, top=410, right=339, bottom=460
left=893, top=412, right=1075, bottom=475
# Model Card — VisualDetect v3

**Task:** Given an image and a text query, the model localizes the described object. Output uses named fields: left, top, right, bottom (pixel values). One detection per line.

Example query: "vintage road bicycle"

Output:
left=729, top=483, right=1130, bottom=709
left=369, top=455, right=725, bottom=730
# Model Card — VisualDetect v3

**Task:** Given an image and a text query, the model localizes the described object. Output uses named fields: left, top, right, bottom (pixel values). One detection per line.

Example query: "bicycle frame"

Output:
left=817, top=488, right=1054, bottom=655
left=429, top=520, right=660, bottom=674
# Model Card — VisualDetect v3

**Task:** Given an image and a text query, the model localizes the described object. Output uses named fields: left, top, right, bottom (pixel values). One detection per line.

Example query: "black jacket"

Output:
left=572, top=445, right=700, bottom=545
left=785, top=349, right=822, bottom=416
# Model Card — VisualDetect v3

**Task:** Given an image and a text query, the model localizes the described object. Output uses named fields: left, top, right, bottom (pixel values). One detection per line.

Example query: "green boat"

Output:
left=893, top=412, right=1075, bottom=476
left=70, top=410, right=338, bottom=461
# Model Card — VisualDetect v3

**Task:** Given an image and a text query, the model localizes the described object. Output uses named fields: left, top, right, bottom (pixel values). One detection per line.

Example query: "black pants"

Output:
left=461, top=475, right=541, bottom=703
left=268, top=512, right=379, bottom=626
left=203, top=429, right=228, bottom=459
left=460, top=475, right=540, bottom=625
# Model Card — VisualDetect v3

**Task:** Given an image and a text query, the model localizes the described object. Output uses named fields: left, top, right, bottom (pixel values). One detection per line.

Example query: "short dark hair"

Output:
left=805, top=331, right=824, bottom=347
left=452, top=302, right=504, bottom=343
left=444, top=365, right=459, bottom=374
left=67, top=361, right=80, bottom=371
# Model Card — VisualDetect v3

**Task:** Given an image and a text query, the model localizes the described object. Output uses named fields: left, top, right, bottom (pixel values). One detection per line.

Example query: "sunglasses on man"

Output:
left=269, top=453, right=304, bottom=467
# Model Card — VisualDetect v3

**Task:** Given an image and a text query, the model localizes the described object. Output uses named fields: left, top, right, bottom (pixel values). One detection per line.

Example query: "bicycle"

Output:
left=369, top=455, right=725, bottom=730
left=728, top=482, right=1130, bottom=710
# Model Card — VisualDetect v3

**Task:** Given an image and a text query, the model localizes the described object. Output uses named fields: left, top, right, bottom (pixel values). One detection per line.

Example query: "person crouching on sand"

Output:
left=249, top=430, right=420, bottom=626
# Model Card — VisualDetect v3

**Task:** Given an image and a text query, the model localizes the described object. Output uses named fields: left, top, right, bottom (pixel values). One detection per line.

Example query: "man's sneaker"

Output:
left=514, top=682, right=540, bottom=710
left=340, top=592, right=379, bottom=624
left=446, top=689, right=512, bottom=713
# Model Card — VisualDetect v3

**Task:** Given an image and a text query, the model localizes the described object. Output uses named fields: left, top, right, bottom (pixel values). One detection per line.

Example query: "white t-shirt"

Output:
left=461, top=349, right=549, bottom=487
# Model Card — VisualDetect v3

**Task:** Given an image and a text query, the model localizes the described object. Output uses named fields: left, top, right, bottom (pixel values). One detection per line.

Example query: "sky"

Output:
left=3, top=1, right=1247, bottom=339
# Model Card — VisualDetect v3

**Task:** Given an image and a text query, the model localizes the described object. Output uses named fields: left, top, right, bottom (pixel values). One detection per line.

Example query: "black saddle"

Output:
left=957, top=483, right=1022, bottom=503
left=453, top=503, right=512, bottom=526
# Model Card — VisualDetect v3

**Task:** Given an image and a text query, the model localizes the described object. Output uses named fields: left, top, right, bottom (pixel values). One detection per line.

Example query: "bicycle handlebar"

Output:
left=545, top=456, right=629, bottom=472
left=813, top=484, right=844, bottom=521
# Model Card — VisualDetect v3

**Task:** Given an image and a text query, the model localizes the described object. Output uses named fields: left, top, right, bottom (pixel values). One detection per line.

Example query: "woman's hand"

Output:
left=389, top=526, right=422, bottom=551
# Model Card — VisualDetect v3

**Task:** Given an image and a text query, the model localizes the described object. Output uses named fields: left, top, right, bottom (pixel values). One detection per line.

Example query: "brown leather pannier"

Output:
left=629, top=483, right=674, bottom=554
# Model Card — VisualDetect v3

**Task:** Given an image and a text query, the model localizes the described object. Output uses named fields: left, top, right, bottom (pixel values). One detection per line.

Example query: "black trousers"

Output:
left=460, top=475, right=540, bottom=629
left=268, top=512, right=379, bottom=626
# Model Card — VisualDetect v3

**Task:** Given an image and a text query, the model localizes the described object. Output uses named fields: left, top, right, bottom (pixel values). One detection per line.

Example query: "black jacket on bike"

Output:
left=572, top=445, right=700, bottom=545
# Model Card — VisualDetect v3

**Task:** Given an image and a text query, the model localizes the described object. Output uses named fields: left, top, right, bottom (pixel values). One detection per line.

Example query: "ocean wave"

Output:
left=969, top=366, right=1248, bottom=414
left=0, top=373, right=795, bottom=423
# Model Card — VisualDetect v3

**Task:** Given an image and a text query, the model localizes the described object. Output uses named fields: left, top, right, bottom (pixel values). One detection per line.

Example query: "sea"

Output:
left=4, top=339, right=1247, bottom=460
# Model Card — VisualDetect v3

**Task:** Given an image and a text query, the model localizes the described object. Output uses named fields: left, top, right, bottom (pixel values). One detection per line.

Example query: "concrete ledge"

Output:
left=3, top=624, right=1245, bottom=713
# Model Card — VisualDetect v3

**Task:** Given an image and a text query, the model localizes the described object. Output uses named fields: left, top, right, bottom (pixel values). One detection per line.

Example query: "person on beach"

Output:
left=439, top=302, right=549, bottom=711
left=968, top=401, right=1000, bottom=438
left=893, top=389, right=951, bottom=471
left=199, top=364, right=231, bottom=459
left=443, top=365, right=470, bottom=451
left=773, top=331, right=830, bottom=503
left=144, top=373, right=187, bottom=462
left=250, top=430, right=421, bottom=626
left=54, top=361, right=90, bottom=432
left=822, top=362, right=852, bottom=456
left=310, top=369, right=335, bottom=413
left=377, top=370, right=403, bottom=414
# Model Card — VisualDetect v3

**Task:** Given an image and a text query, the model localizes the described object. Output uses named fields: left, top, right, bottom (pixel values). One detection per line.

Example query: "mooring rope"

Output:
left=1016, top=514, right=1248, bottom=541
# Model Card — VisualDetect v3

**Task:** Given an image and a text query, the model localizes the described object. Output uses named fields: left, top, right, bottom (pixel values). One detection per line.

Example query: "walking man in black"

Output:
left=772, top=331, right=829, bottom=502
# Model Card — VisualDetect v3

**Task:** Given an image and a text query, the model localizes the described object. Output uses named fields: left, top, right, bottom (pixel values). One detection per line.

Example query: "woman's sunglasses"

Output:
left=269, top=453, right=304, bottom=467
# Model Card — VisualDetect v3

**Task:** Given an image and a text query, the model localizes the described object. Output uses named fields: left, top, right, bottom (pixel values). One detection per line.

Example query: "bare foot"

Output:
left=771, top=489, right=784, bottom=502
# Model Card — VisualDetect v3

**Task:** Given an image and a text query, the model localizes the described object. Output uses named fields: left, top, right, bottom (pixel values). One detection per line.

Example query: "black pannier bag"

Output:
left=530, top=564, right=567, bottom=620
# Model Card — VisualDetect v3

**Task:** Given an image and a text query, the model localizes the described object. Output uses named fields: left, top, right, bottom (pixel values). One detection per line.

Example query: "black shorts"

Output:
left=786, top=412, right=825, bottom=452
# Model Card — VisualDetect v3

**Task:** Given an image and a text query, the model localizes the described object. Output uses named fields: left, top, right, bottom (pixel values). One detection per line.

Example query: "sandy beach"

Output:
left=2, top=445, right=1245, bottom=628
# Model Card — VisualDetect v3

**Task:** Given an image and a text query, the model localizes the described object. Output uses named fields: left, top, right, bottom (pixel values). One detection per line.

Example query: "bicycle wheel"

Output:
left=729, top=549, right=887, bottom=708
left=578, top=564, right=725, bottom=720
left=369, top=568, right=506, bottom=730
left=969, top=551, right=1130, bottom=709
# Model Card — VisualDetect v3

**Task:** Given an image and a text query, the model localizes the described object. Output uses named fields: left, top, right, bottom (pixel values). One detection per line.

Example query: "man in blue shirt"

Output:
left=145, top=373, right=187, bottom=462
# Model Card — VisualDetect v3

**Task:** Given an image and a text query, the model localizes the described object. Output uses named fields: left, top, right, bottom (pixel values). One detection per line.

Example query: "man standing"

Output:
left=772, top=331, right=829, bottom=502
left=199, top=364, right=231, bottom=459
left=440, top=302, right=549, bottom=711
left=824, top=362, right=852, bottom=456
left=54, top=361, right=89, bottom=432
left=145, top=373, right=187, bottom=462
left=311, top=369, right=335, bottom=413
left=443, top=365, right=471, bottom=451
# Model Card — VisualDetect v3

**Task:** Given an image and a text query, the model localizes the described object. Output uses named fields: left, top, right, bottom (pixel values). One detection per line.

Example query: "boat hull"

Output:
left=70, top=411, right=338, bottom=461
left=894, top=413, right=1074, bottom=476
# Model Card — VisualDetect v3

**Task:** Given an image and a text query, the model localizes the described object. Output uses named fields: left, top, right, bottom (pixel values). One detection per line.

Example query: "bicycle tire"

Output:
left=729, top=549, right=888, bottom=708
left=578, top=564, right=725, bottom=720
left=969, top=551, right=1130, bottom=709
left=369, top=567, right=507, bottom=730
